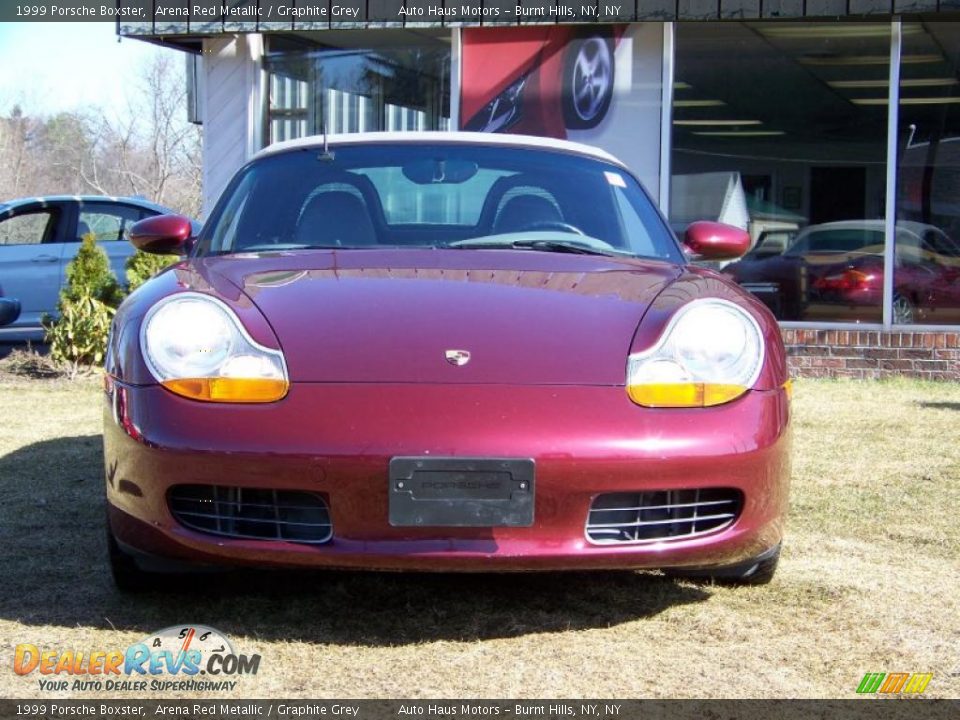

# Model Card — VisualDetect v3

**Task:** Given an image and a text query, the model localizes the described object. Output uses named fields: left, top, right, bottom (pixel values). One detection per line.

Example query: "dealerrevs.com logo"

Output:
left=856, top=672, right=933, bottom=695
left=14, top=625, right=260, bottom=693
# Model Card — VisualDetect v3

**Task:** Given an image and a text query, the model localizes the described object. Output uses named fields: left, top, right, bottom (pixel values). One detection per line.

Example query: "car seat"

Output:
left=295, top=191, right=377, bottom=247
left=493, top=195, right=564, bottom=234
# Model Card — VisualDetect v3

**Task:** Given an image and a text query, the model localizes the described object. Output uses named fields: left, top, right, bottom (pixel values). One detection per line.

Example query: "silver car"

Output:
left=0, top=195, right=190, bottom=342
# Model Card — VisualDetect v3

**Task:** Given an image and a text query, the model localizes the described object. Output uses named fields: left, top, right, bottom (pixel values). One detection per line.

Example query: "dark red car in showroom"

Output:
left=103, top=133, right=792, bottom=591
left=724, top=220, right=960, bottom=324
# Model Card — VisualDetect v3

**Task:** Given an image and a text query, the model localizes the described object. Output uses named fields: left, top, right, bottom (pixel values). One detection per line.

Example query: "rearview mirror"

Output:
left=684, top=221, right=751, bottom=261
left=129, top=214, right=194, bottom=255
left=402, top=158, right=479, bottom=185
left=0, top=297, right=20, bottom=327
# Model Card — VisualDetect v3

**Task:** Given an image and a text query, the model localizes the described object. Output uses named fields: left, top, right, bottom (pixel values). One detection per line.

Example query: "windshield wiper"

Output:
left=238, top=243, right=345, bottom=252
left=519, top=239, right=626, bottom=257
left=451, top=238, right=624, bottom=257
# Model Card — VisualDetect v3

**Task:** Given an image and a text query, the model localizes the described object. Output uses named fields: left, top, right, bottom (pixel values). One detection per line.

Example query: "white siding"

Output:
left=201, top=35, right=263, bottom=217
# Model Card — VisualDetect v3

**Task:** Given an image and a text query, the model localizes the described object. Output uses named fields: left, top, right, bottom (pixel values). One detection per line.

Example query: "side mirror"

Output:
left=684, top=221, right=751, bottom=261
left=0, top=297, right=21, bottom=327
left=129, top=214, right=194, bottom=255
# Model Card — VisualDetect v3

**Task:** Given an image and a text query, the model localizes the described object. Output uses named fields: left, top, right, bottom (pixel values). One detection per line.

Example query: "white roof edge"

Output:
left=254, top=131, right=627, bottom=167
left=0, top=194, right=174, bottom=211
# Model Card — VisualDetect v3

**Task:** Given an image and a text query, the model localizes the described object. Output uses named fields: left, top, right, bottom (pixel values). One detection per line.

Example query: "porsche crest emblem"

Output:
left=445, top=350, right=471, bottom=366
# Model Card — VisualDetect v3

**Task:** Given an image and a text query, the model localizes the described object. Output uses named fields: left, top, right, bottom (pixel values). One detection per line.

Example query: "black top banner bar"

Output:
left=0, top=0, right=948, bottom=27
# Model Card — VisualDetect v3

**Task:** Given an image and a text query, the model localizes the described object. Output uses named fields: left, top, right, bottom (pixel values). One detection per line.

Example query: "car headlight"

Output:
left=627, top=299, right=764, bottom=408
left=141, top=293, right=288, bottom=403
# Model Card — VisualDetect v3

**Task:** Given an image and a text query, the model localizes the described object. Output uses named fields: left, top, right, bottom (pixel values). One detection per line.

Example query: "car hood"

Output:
left=200, top=249, right=681, bottom=385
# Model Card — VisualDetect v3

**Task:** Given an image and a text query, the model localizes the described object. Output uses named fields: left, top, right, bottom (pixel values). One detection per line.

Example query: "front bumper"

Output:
left=104, top=381, right=791, bottom=572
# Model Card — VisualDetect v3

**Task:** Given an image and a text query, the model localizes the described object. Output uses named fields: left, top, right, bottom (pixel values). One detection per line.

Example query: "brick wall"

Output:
left=781, top=329, right=960, bottom=381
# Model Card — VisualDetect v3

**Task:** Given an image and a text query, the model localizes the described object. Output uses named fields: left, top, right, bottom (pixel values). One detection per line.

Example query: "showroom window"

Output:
left=895, top=23, right=960, bottom=326
left=264, top=31, right=451, bottom=145
left=670, top=22, right=891, bottom=324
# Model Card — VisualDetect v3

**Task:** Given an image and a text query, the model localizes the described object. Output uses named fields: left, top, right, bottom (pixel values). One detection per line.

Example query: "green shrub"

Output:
left=63, top=233, right=122, bottom=306
left=126, top=250, right=177, bottom=293
left=46, top=295, right=115, bottom=367
left=45, top=234, right=121, bottom=367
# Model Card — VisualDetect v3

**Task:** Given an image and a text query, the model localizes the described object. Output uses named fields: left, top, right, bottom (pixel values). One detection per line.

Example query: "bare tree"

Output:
left=0, top=53, right=202, bottom=218
left=0, top=106, right=38, bottom=198
left=102, top=54, right=202, bottom=215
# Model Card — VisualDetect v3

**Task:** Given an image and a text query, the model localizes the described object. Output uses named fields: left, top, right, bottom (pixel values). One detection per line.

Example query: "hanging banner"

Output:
left=460, top=24, right=664, bottom=202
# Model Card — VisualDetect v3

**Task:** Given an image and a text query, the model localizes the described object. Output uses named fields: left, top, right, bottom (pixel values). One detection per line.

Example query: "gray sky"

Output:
left=0, top=22, right=180, bottom=119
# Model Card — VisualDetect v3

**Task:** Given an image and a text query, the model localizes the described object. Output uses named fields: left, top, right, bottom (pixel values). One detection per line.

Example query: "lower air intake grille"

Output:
left=586, top=488, right=741, bottom=545
left=169, top=485, right=333, bottom=544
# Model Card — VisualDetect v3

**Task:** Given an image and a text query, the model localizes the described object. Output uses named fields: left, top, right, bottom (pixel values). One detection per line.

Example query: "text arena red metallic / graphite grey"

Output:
left=103, top=132, right=791, bottom=590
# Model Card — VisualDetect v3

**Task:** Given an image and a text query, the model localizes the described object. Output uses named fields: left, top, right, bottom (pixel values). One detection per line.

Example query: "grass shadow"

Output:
left=0, top=435, right=711, bottom=647
left=916, top=400, right=960, bottom=411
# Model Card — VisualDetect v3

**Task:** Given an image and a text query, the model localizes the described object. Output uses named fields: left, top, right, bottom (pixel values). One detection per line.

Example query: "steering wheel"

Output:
left=520, top=220, right=586, bottom=235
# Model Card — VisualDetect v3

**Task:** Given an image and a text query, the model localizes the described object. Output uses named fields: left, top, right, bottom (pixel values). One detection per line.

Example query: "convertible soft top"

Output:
left=255, top=130, right=627, bottom=168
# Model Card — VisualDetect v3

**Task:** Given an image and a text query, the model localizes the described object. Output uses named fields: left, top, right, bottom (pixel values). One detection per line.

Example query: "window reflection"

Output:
left=265, top=31, right=451, bottom=145
left=896, top=23, right=960, bottom=325
left=671, top=22, right=890, bottom=323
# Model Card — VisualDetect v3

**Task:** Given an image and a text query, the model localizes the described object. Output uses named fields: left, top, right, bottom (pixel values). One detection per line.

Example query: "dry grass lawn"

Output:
left=0, top=373, right=958, bottom=699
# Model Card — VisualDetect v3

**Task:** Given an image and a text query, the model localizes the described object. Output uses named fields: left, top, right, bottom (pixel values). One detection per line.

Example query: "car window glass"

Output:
left=0, top=210, right=57, bottom=246
left=199, top=145, right=682, bottom=263
left=492, top=186, right=562, bottom=225
left=78, top=205, right=143, bottom=242
left=761, top=232, right=792, bottom=252
left=922, top=231, right=960, bottom=257
left=787, top=229, right=883, bottom=255
left=611, top=185, right=658, bottom=257
left=298, top=183, right=367, bottom=218
left=354, top=168, right=510, bottom=225
left=212, top=173, right=256, bottom=252
left=896, top=231, right=921, bottom=250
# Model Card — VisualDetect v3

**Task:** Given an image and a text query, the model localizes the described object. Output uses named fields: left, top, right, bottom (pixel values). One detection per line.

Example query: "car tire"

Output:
left=562, top=33, right=615, bottom=130
left=107, top=526, right=160, bottom=593
left=668, top=544, right=781, bottom=586
left=893, top=293, right=915, bottom=325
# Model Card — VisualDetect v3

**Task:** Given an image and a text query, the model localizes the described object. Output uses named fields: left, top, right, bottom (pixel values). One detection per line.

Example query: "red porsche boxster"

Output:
left=103, top=132, right=791, bottom=591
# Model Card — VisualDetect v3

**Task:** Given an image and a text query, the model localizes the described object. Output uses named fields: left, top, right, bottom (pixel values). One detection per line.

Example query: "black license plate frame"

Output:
left=388, top=457, right=535, bottom=528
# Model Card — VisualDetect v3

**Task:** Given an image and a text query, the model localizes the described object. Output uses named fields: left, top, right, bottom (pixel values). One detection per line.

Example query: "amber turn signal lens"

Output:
left=627, top=383, right=747, bottom=408
left=162, top=377, right=289, bottom=403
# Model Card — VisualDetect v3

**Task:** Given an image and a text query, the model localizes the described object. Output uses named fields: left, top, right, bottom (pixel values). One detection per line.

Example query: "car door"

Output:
left=64, top=201, right=156, bottom=289
left=0, top=203, right=68, bottom=335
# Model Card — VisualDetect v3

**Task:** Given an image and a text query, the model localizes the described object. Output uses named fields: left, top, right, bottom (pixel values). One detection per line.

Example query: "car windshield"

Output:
left=922, top=230, right=960, bottom=257
left=197, top=143, right=682, bottom=262
left=784, top=228, right=884, bottom=257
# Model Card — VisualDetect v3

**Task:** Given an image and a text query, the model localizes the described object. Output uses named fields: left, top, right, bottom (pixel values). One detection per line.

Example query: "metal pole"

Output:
left=658, top=22, right=675, bottom=216
left=883, top=20, right=902, bottom=329
left=450, top=27, right=462, bottom=130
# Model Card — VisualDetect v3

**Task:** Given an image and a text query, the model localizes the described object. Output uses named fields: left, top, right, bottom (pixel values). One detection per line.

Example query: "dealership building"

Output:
left=118, top=3, right=960, bottom=379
